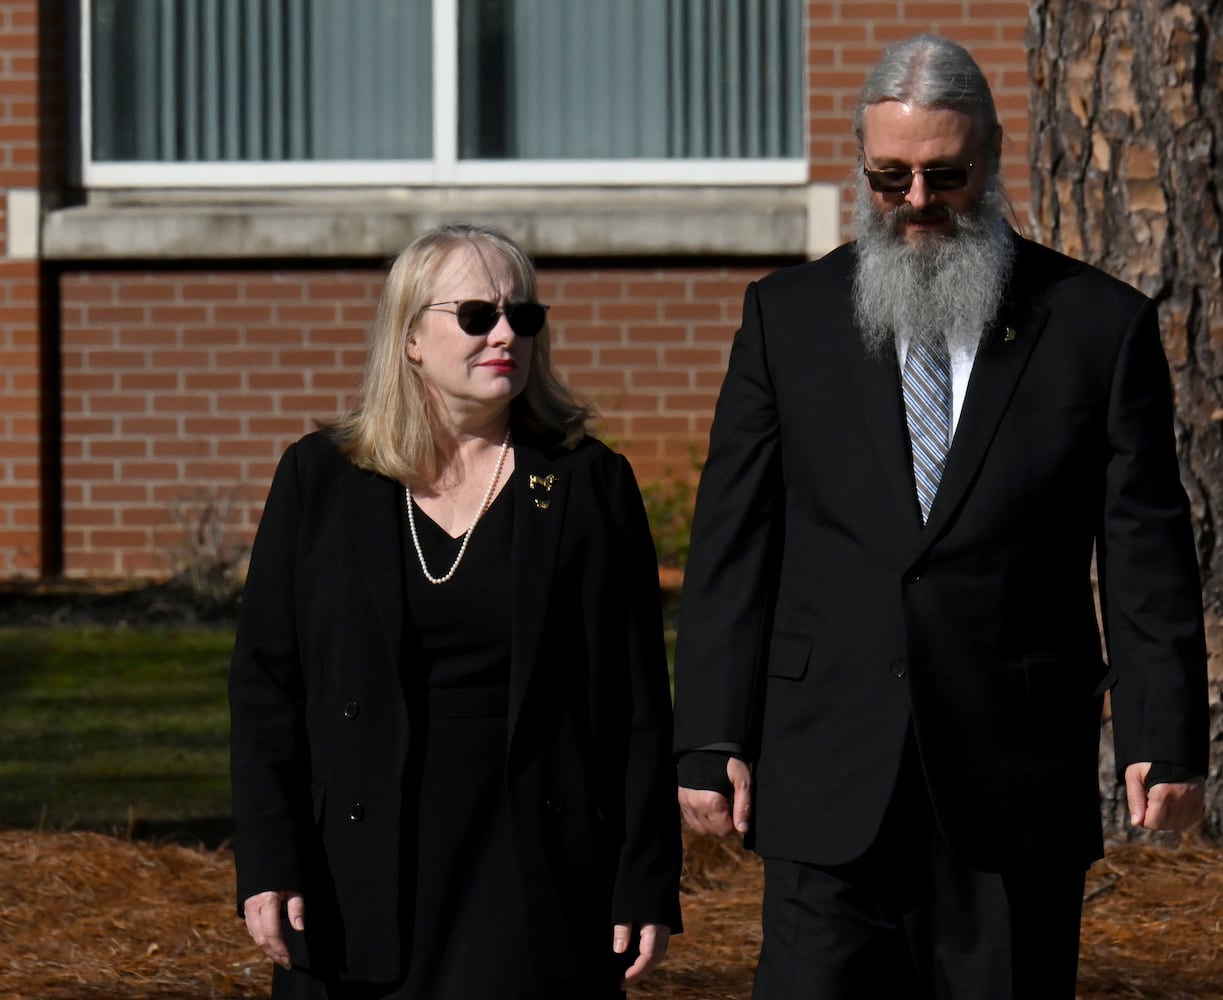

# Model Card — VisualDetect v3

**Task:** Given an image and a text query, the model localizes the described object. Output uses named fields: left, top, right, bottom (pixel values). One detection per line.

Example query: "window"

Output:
left=83, top=0, right=806, bottom=187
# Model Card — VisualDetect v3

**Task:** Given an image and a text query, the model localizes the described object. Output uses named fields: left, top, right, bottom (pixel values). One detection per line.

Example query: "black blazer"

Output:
left=230, top=429, right=681, bottom=983
left=673, top=234, right=1208, bottom=872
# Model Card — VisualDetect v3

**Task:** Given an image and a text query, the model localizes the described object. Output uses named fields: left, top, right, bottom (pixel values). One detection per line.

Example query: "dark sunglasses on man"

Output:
left=422, top=299, right=550, bottom=337
left=863, top=162, right=974, bottom=194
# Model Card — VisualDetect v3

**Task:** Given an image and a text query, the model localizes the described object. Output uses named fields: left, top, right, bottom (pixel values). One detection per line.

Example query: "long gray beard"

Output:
left=851, top=176, right=1015, bottom=358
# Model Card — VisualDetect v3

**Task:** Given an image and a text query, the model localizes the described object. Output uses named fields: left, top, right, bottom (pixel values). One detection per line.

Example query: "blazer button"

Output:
left=343, top=701, right=359, bottom=719
left=890, top=659, right=907, bottom=678
left=348, top=802, right=365, bottom=822
left=543, top=797, right=563, bottom=816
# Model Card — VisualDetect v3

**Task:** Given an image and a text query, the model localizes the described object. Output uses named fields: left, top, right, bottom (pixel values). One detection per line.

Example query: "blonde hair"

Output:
left=326, top=223, right=594, bottom=485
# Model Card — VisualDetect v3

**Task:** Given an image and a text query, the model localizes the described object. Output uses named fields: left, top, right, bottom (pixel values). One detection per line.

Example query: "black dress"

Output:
left=271, top=481, right=626, bottom=1000
left=395, top=483, right=537, bottom=998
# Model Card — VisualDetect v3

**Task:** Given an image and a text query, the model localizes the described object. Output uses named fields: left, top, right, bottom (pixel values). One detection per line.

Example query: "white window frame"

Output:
left=78, top=0, right=807, bottom=190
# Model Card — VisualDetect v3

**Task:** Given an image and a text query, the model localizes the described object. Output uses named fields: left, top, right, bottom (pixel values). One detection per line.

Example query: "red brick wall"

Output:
left=538, top=265, right=784, bottom=477
left=58, top=263, right=783, bottom=577
left=0, top=0, right=47, bottom=577
left=60, top=270, right=375, bottom=577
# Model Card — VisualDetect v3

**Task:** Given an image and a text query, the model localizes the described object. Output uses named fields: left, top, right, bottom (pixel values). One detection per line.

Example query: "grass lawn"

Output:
left=0, top=625, right=236, bottom=840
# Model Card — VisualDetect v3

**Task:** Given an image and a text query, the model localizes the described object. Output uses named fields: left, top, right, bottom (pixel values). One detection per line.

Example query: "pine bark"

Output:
left=1027, top=0, right=1223, bottom=619
left=1029, top=1, right=1223, bottom=839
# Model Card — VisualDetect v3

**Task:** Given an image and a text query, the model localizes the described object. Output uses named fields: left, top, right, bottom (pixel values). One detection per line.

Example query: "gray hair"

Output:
left=853, top=34, right=1002, bottom=172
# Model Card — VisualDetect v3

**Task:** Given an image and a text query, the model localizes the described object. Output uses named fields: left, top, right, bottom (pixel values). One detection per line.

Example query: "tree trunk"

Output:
left=1028, top=0, right=1223, bottom=840
left=1027, top=0, right=1223, bottom=619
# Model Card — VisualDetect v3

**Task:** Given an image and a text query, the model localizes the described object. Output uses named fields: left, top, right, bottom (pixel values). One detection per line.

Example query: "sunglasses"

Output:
left=422, top=299, right=550, bottom=337
left=863, top=163, right=974, bottom=194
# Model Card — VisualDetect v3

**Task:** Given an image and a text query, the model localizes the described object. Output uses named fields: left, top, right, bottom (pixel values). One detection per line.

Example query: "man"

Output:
left=672, top=33, right=1209, bottom=1000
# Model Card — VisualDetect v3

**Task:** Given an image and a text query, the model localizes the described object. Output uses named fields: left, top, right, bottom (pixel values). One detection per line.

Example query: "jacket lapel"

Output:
left=921, top=240, right=1052, bottom=542
left=340, top=462, right=405, bottom=665
left=846, top=334, right=926, bottom=528
left=506, top=437, right=568, bottom=757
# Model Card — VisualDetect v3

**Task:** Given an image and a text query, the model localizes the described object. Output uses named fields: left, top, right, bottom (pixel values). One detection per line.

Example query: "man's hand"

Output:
left=243, top=890, right=305, bottom=969
left=614, top=922, right=671, bottom=987
left=1125, top=762, right=1205, bottom=831
left=678, top=757, right=752, bottom=836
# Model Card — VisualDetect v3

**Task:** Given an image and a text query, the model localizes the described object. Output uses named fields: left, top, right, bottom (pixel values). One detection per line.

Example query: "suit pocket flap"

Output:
left=767, top=632, right=813, bottom=680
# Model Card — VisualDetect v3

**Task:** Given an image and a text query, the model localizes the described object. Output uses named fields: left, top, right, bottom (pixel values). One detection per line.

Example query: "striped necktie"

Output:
left=902, top=335, right=952, bottom=524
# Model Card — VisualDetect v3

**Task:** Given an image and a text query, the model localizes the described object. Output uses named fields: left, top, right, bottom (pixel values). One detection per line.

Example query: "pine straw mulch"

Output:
left=0, top=830, right=1220, bottom=1000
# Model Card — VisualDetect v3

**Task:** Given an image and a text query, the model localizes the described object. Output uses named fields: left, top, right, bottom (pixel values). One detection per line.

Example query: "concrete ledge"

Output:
left=42, top=185, right=838, bottom=261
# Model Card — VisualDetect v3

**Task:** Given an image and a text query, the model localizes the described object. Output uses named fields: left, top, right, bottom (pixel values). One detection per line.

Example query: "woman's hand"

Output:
left=614, top=922, right=671, bottom=987
left=243, top=890, right=305, bottom=969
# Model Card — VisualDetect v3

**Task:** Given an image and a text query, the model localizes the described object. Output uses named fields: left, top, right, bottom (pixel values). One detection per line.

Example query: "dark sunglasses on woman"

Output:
left=422, top=299, right=550, bottom=337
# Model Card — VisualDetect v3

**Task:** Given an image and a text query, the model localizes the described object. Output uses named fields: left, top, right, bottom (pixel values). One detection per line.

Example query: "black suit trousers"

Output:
left=753, top=734, right=1086, bottom=1000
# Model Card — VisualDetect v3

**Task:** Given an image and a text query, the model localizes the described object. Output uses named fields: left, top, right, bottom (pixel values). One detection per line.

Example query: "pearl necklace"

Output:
left=405, top=428, right=511, bottom=585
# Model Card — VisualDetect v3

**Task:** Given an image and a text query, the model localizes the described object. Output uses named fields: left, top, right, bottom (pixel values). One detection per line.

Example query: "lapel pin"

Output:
left=1004, top=326, right=1017, bottom=343
left=529, top=473, right=558, bottom=510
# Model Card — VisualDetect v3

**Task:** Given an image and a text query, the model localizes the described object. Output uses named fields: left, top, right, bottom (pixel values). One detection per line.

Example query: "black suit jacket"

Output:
left=229, top=429, right=681, bottom=983
left=673, top=235, right=1208, bottom=872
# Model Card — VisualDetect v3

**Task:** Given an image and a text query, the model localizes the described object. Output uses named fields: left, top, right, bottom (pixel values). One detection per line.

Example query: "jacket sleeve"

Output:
left=1097, top=300, right=1209, bottom=777
left=672, top=280, right=784, bottom=757
left=604, top=452, right=684, bottom=931
left=228, top=441, right=312, bottom=912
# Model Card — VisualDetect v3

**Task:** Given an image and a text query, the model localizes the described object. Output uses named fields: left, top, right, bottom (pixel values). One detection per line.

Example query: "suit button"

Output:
left=343, top=701, right=359, bottom=719
left=348, top=803, right=365, bottom=822
left=890, top=659, right=907, bottom=678
left=543, top=797, right=563, bottom=816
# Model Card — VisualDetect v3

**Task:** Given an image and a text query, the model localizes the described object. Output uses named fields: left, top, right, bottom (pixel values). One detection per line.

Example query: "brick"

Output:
left=87, top=439, right=149, bottom=459
left=121, top=551, right=171, bottom=576
left=634, top=370, right=692, bottom=389
left=247, top=327, right=308, bottom=345
left=663, top=347, right=729, bottom=367
left=241, top=280, right=309, bottom=301
left=216, top=350, right=276, bottom=367
left=178, top=282, right=242, bottom=301
left=281, top=394, right=343, bottom=413
left=120, top=507, right=174, bottom=527
left=184, top=461, right=244, bottom=479
left=150, top=349, right=210, bottom=367
left=120, top=372, right=180, bottom=391
left=116, top=283, right=179, bottom=302
left=81, top=305, right=147, bottom=325
left=249, top=417, right=314, bottom=436
left=65, top=552, right=120, bottom=574
left=117, top=461, right=180, bottom=480
left=89, top=529, right=150, bottom=549
left=70, top=506, right=120, bottom=527
left=184, top=327, right=241, bottom=346
left=311, top=371, right=363, bottom=392
left=662, top=301, right=725, bottom=321
left=184, top=417, right=244, bottom=436
left=622, top=324, right=689, bottom=344
left=183, top=372, right=243, bottom=391
left=558, top=324, right=626, bottom=345
left=89, top=396, right=148, bottom=414
left=115, top=328, right=184, bottom=349
left=152, top=394, right=212, bottom=413
left=215, top=304, right=275, bottom=324
left=120, top=417, right=179, bottom=436
left=599, top=348, right=661, bottom=367
left=277, top=304, right=339, bottom=324
left=153, top=439, right=214, bottom=459
left=219, top=438, right=282, bottom=459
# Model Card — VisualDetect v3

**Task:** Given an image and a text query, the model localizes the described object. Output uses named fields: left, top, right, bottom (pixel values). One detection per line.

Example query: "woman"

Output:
left=229, top=223, right=681, bottom=999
